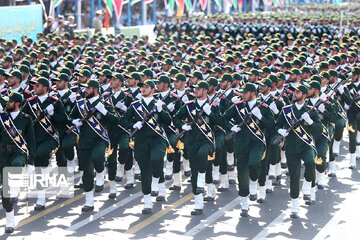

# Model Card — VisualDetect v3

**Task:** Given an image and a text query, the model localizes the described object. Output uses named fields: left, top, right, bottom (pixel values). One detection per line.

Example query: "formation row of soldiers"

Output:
left=0, top=13, right=359, bottom=234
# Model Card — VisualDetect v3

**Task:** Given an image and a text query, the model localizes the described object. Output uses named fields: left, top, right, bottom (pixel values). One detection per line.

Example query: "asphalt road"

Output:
left=1, top=133, right=359, bottom=240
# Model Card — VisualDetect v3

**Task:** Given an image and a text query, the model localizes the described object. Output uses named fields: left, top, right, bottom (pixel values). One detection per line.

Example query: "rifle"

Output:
left=33, top=97, right=61, bottom=123
left=128, top=105, right=157, bottom=138
left=66, top=108, right=96, bottom=134
left=273, top=79, right=348, bottom=147
left=225, top=94, right=272, bottom=141
left=176, top=83, right=235, bottom=141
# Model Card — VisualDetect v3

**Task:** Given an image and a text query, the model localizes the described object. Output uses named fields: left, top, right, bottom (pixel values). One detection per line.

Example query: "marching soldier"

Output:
left=22, top=77, right=68, bottom=210
left=69, top=79, right=118, bottom=211
left=121, top=79, right=172, bottom=214
left=224, top=83, right=275, bottom=217
left=174, top=81, right=223, bottom=215
left=276, top=84, right=323, bottom=218
left=0, top=92, right=36, bottom=234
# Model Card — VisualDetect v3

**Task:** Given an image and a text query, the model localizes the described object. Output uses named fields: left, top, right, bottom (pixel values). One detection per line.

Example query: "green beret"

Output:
left=7, top=92, right=23, bottom=103
left=269, top=74, right=279, bottom=84
left=127, top=72, right=142, bottom=81
left=81, top=79, right=100, bottom=89
left=193, top=80, right=209, bottom=90
left=53, top=73, right=70, bottom=82
left=351, top=67, right=360, bottom=76
left=112, top=72, right=125, bottom=82
left=259, top=78, right=272, bottom=88
left=319, top=72, right=330, bottom=80
left=143, top=79, right=157, bottom=88
left=207, top=77, right=218, bottom=86
left=9, top=69, right=22, bottom=79
left=220, top=73, right=234, bottom=83
left=36, top=77, right=50, bottom=88
left=294, top=84, right=308, bottom=94
left=311, top=75, right=323, bottom=83
left=192, top=71, right=203, bottom=80
left=158, top=75, right=171, bottom=84
left=242, top=83, right=257, bottom=93
left=309, top=81, right=321, bottom=90
left=291, top=68, right=301, bottom=75
left=173, top=73, right=187, bottom=82
left=328, top=69, right=338, bottom=77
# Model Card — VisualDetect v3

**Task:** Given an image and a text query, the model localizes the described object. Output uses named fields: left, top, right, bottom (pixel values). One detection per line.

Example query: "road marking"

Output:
left=66, top=192, right=143, bottom=231
left=184, top=197, right=240, bottom=237
left=125, top=193, right=193, bottom=235
left=252, top=212, right=287, bottom=240
left=16, top=192, right=84, bottom=228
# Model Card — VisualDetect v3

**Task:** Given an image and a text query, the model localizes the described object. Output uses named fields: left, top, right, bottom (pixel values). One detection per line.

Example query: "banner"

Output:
left=0, top=5, right=42, bottom=43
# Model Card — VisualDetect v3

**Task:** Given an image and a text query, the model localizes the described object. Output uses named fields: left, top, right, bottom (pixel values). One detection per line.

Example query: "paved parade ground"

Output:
left=1, top=134, right=359, bottom=240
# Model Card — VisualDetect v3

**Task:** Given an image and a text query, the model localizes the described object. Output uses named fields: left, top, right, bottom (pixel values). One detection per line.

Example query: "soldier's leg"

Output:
left=107, top=141, right=118, bottom=182
left=204, top=160, right=216, bottom=201
left=248, top=142, right=265, bottom=201
left=302, top=148, right=316, bottom=204
left=236, top=150, right=250, bottom=216
left=165, top=134, right=177, bottom=180
left=332, top=118, right=346, bottom=156
left=169, top=149, right=181, bottom=190
left=79, top=148, right=95, bottom=211
left=150, top=139, right=167, bottom=201
left=34, top=140, right=58, bottom=210
left=286, top=152, right=302, bottom=217
left=182, top=141, right=191, bottom=177
left=348, top=119, right=358, bottom=169
left=62, top=134, right=77, bottom=173
left=315, top=137, right=328, bottom=189
left=91, top=141, right=107, bottom=192
left=134, top=141, right=153, bottom=213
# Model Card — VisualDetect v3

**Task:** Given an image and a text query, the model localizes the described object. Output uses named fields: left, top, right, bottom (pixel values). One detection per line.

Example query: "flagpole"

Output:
left=90, top=0, right=95, bottom=28
left=152, top=0, right=157, bottom=24
left=141, top=0, right=145, bottom=25
left=127, top=1, right=131, bottom=26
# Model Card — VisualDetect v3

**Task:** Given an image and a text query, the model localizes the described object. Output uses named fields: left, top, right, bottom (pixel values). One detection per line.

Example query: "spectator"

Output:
left=43, top=16, right=58, bottom=35
left=93, top=10, right=103, bottom=33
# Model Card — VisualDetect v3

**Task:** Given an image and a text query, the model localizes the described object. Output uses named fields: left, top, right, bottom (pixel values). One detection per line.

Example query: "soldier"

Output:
left=276, top=84, right=323, bottom=218
left=22, top=77, right=68, bottom=210
left=69, top=79, right=118, bottom=211
left=0, top=92, right=36, bottom=234
left=174, top=81, right=223, bottom=215
left=224, top=83, right=274, bottom=217
left=121, top=79, right=171, bottom=214
left=345, top=67, right=360, bottom=169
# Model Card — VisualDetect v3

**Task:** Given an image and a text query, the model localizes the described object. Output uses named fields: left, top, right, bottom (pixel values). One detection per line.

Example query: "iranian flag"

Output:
left=175, top=0, right=185, bottom=16
left=214, top=0, right=222, bottom=10
left=131, top=0, right=154, bottom=5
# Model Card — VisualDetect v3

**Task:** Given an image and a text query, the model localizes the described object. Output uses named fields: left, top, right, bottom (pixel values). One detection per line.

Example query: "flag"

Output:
left=176, top=0, right=185, bottom=16
left=184, top=0, right=192, bottom=12
left=104, top=0, right=114, bottom=17
left=53, top=0, right=63, bottom=8
left=131, top=0, right=154, bottom=5
left=200, top=0, right=207, bottom=11
left=214, top=0, right=222, bottom=9
left=167, top=0, right=175, bottom=16
left=113, top=0, right=124, bottom=20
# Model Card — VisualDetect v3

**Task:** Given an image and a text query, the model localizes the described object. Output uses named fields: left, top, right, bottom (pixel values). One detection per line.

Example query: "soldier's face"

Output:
left=260, top=85, right=270, bottom=94
left=8, top=76, right=18, bottom=87
left=293, top=90, right=305, bottom=102
left=110, top=78, right=121, bottom=89
left=352, top=75, right=359, bottom=82
left=34, top=83, right=47, bottom=95
left=156, top=82, right=167, bottom=92
left=308, top=88, right=315, bottom=98
left=195, top=88, right=207, bottom=98
left=141, top=85, right=153, bottom=97
left=85, top=87, right=95, bottom=98
left=56, top=80, right=66, bottom=90
left=220, top=81, right=229, bottom=90
left=126, top=78, right=136, bottom=87
left=174, top=80, right=185, bottom=89
left=6, top=101, right=16, bottom=112
left=242, top=91, right=251, bottom=101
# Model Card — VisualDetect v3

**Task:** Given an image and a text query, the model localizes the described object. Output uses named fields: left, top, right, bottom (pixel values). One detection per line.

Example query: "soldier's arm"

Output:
left=340, top=88, right=353, bottom=106
left=323, top=102, right=337, bottom=124
left=158, top=108, right=172, bottom=126
left=120, top=105, right=136, bottom=129
left=103, top=103, right=119, bottom=125
left=309, top=111, right=323, bottom=137
left=275, top=109, right=286, bottom=131
left=173, top=105, right=188, bottom=129
left=209, top=105, right=224, bottom=127
left=69, top=104, right=81, bottom=120
left=259, top=107, right=275, bottom=130
left=52, top=100, right=69, bottom=124
left=223, top=105, right=236, bottom=131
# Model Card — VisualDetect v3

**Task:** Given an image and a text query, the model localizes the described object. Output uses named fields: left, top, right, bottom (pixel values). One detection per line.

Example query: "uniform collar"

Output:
left=196, top=98, right=207, bottom=107
left=10, top=111, right=20, bottom=120
left=102, top=83, right=111, bottom=92
left=247, top=99, right=257, bottom=109
left=0, top=83, right=5, bottom=90
left=160, top=90, right=170, bottom=98
left=58, top=89, right=69, bottom=97
left=310, top=97, right=319, bottom=105
left=142, top=96, right=153, bottom=105
left=295, top=102, right=304, bottom=110
left=88, top=95, right=99, bottom=104
left=10, top=86, right=21, bottom=93
left=38, top=94, right=49, bottom=103
left=113, top=90, right=122, bottom=99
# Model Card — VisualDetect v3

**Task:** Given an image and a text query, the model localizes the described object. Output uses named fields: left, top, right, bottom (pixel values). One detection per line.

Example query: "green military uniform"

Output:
left=224, top=83, right=274, bottom=216
left=69, top=80, right=118, bottom=194
left=0, top=93, right=36, bottom=214
left=174, top=81, right=223, bottom=215
left=121, top=80, right=171, bottom=213
left=275, top=85, right=323, bottom=214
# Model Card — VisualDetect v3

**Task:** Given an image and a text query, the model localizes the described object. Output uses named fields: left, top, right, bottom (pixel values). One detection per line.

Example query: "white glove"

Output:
left=231, top=96, right=240, bottom=103
left=301, top=112, right=313, bottom=125
left=45, top=104, right=54, bottom=116
left=181, top=95, right=189, bottom=103
left=27, top=164, right=35, bottom=175
left=344, top=103, right=350, bottom=110
left=319, top=93, right=327, bottom=102
left=155, top=100, right=164, bottom=112
left=167, top=102, right=175, bottom=112
left=182, top=124, right=192, bottom=131
left=318, top=103, right=326, bottom=113
left=269, top=102, right=279, bottom=115
left=95, top=102, right=108, bottom=115
left=115, top=101, right=127, bottom=111
left=203, top=103, right=212, bottom=116
left=337, top=85, right=344, bottom=95
left=278, top=128, right=289, bottom=137
left=0, top=104, right=3, bottom=112
left=231, top=125, right=241, bottom=133
left=72, top=119, right=83, bottom=127
left=251, top=106, right=262, bottom=120
left=133, top=121, right=143, bottom=130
